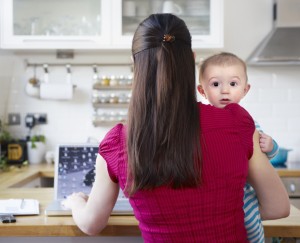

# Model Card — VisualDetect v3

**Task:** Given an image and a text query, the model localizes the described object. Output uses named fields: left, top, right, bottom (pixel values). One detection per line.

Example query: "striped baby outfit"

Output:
left=243, top=121, right=279, bottom=242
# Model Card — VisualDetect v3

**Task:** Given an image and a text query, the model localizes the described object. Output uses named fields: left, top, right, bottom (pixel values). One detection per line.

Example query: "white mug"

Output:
left=152, top=0, right=162, bottom=13
left=162, top=1, right=183, bottom=15
left=123, top=1, right=136, bottom=17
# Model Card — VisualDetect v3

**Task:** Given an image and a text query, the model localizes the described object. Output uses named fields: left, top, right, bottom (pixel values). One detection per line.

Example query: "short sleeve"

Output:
left=225, top=103, right=255, bottom=159
left=98, top=124, right=125, bottom=183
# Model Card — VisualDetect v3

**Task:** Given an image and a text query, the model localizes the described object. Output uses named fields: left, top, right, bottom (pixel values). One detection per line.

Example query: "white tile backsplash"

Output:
left=259, top=88, right=289, bottom=103
left=273, top=103, right=300, bottom=117
left=1, top=54, right=300, bottom=163
left=241, top=67, right=300, bottom=162
left=1, top=53, right=133, bottom=153
left=241, top=103, right=273, bottom=118
left=289, top=89, right=300, bottom=102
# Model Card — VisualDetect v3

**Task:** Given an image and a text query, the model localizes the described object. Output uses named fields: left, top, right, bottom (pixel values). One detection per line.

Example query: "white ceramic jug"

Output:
left=27, top=141, right=46, bottom=164
left=162, top=1, right=183, bottom=15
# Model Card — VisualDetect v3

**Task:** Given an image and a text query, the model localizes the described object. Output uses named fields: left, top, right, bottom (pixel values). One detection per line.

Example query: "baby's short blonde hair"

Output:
left=198, top=52, right=248, bottom=83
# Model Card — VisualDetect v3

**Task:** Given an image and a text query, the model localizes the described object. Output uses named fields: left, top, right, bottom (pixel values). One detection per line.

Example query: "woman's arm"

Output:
left=248, top=130, right=290, bottom=220
left=63, top=154, right=119, bottom=235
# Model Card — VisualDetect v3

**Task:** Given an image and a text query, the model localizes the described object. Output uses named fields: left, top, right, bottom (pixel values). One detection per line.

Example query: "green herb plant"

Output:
left=0, top=119, right=12, bottom=171
left=30, top=135, right=46, bottom=148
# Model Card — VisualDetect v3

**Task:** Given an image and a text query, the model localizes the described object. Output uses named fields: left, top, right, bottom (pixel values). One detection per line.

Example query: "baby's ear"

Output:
left=197, top=85, right=206, bottom=98
left=244, top=84, right=251, bottom=96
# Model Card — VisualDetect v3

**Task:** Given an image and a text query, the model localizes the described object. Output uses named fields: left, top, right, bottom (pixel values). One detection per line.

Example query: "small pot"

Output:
left=27, top=142, right=46, bottom=164
left=270, top=147, right=292, bottom=166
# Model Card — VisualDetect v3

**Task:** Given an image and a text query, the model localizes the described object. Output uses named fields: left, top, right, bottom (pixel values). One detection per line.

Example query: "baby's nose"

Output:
left=221, top=85, right=230, bottom=93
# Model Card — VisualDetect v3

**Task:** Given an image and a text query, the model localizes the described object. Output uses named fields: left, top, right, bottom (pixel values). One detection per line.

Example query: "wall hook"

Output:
left=43, top=64, right=49, bottom=83
left=66, top=64, right=72, bottom=84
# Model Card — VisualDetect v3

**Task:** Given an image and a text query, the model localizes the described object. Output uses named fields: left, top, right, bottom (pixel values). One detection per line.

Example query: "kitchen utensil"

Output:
left=42, top=64, right=49, bottom=83
left=66, top=64, right=72, bottom=84
left=92, top=65, right=99, bottom=84
left=270, top=147, right=292, bottom=166
left=25, top=82, right=40, bottom=97
left=28, top=64, right=39, bottom=86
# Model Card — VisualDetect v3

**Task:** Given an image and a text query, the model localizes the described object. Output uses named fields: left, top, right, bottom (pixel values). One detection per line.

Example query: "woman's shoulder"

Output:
left=198, top=102, right=254, bottom=127
left=224, top=103, right=254, bottom=126
left=224, top=103, right=250, bottom=114
left=99, top=123, right=126, bottom=152
left=199, top=102, right=250, bottom=117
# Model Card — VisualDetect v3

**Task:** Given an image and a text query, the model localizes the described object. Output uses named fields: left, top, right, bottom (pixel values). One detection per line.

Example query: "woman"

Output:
left=64, top=14, right=289, bottom=242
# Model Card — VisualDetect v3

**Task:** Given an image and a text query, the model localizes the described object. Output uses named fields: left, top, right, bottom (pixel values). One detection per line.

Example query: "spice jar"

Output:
left=100, top=76, right=110, bottom=86
left=118, top=93, right=127, bottom=103
left=110, top=75, right=118, bottom=86
left=118, top=75, right=127, bottom=86
left=92, top=91, right=99, bottom=103
left=99, top=93, right=109, bottom=103
left=109, top=93, right=119, bottom=104
left=127, top=75, right=133, bottom=86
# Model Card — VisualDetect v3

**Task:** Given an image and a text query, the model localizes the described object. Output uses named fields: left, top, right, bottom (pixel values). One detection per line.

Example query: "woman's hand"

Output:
left=66, top=154, right=119, bottom=235
left=62, top=192, right=89, bottom=210
left=248, top=130, right=290, bottom=220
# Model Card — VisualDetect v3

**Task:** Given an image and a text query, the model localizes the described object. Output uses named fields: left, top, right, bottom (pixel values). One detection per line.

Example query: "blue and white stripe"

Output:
left=244, top=184, right=265, bottom=243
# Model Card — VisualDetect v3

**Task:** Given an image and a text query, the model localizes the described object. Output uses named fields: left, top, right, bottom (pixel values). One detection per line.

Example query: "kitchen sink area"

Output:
left=0, top=164, right=54, bottom=190
left=9, top=174, right=54, bottom=188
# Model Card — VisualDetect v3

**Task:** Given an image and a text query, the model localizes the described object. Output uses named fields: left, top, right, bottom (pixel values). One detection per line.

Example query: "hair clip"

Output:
left=163, top=34, right=175, bottom=43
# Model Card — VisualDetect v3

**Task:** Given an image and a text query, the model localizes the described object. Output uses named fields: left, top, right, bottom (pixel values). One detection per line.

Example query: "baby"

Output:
left=197, top=52, right=279, bottom=242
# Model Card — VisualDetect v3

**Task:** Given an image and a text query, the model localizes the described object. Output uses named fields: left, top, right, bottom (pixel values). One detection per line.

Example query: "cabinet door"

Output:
left=111, top=0, right=223, bottom=49
left=186, top=0, right=223, bottom=48
left=0, top=0, right=111, bottom=49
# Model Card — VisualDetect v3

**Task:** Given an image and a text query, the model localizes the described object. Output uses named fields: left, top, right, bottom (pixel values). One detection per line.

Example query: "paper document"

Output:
left=0, top=199, right=39, bottom=215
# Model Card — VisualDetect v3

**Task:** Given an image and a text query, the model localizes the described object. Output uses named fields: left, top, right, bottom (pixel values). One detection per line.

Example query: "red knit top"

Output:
left=99, top=103, right=255, bottom=242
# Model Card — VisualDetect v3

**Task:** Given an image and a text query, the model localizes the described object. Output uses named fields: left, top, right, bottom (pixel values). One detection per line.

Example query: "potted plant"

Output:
left=0, top=155, right=7, bottom=171
left=27, top=135, right=46, bottom=164
left=0, top=120, right=12, bottom=171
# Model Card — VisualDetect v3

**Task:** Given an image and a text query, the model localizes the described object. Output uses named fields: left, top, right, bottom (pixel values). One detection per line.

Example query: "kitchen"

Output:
left=1, top=0, right=300, bottom=242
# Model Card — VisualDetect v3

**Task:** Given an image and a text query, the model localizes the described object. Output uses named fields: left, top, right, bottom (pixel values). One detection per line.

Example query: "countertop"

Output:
left=0, top=164, right=139, bottom=237
left=276, top=162, right=300, bottom=177
left=1, top=164, right=300, bottom=237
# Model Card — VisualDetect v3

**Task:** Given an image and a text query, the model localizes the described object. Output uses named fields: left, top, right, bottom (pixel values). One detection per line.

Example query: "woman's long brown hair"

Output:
left=127, top=14, right=201, bottom=195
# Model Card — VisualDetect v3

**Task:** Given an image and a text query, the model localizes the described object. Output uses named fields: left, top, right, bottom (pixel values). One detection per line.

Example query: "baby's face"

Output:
left=198, top=64, right=250, bottom=108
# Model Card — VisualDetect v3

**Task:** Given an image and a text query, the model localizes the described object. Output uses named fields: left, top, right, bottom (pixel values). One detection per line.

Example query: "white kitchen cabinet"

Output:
left=0, top=0, right=111, bottom=49
left=0, top=0, right=223, bottom=50
left=112, top=0, right=223, bottom=49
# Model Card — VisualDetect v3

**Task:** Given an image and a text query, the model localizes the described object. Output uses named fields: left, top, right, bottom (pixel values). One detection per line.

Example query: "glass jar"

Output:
left=99, top=93, right=109, bottom=103
left=92, top=90, right=99, bottom=103
left=109, top=75, right=118, bottom=86
left=109, top=93, right=118, bottom=104
left=118, top=93, right=127, bottom=103
left=118, top=75, right=127, bottom=86
left=100, top=76, right=110, bottom=86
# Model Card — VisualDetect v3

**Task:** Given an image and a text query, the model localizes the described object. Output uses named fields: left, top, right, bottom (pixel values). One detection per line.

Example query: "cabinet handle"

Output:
left=22, top=39, right=95, bottom=42
left=290, top=183, right=296, bottom=193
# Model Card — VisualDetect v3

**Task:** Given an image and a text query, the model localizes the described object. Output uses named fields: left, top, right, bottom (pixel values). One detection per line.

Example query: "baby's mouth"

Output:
left=220, top=99, right=231, bottom=104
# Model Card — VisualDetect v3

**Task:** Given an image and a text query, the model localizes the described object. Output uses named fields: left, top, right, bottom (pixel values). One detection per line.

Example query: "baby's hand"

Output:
left=259, top=132, right=274, bottom=153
